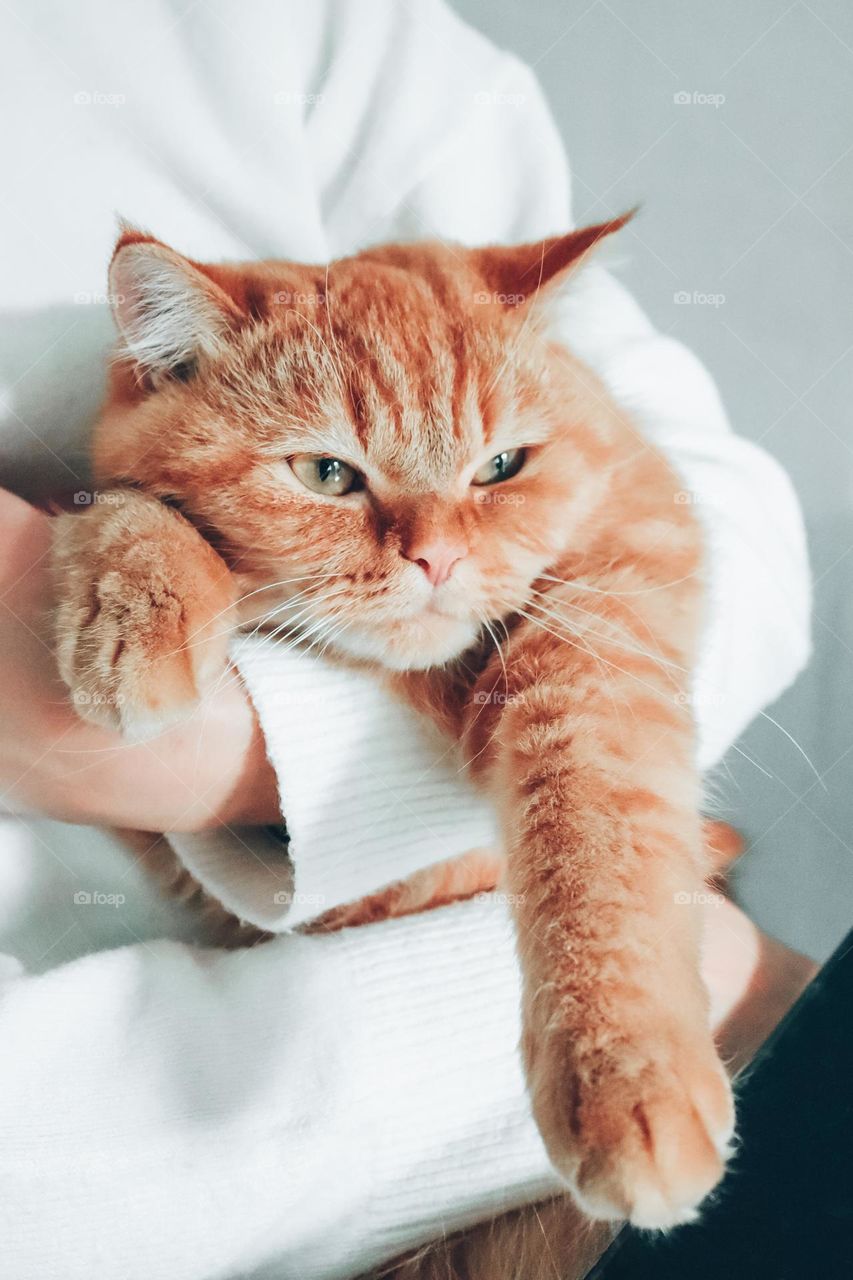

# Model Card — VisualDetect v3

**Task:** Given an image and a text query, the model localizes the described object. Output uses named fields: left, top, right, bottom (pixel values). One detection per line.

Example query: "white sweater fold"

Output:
left=0, top=897, right=559, bottom=1280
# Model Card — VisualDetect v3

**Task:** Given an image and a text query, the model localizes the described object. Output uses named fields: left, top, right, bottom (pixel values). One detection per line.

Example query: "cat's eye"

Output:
left=471, top=447, right=527, bottom=486
left=289, top=454, right=363, bottom=497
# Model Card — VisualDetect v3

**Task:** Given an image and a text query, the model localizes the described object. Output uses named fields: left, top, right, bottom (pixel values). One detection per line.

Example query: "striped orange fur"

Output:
left=52, top=215, right=734, bottom=1244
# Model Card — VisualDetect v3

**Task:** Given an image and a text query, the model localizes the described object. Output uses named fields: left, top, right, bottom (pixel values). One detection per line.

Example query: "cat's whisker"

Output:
left=162, top=582, right=336, bottom=663
left=480, top=614, right=509, bottom=697
left=314, top=614, right=354, bottom=661
left=755, top=709, right=827, bottom=790
left=160, top=572, right=342, bottom=662
left=729, top=742, right=775, bottom=782
left=503, top=600, right=677, bottom=710
left=314, top=601, right=357, bottom=653
left=200, top=613, right=336, bottom=715
left=252, top=590, right=353, bottom=654
left=242, top=584, right=350, bottom=642
left=530, top=590, right=823, bottom=785
left=273, top=606, right=353, bottom=662
left=519, top=596, right=641, bottom=672
left=236, top=601, right=347, bottom=675
left=160, top=582, right=349, bottom=683
left=226, top=572, right=342, bottom=631
left=231, top=571, right=340, bottom=608
left=526, top=591, right=684, bottom=685
left=453, top=612, right=510, bottom=774
left=537, top=570, right=700, bottom=598
left=201, top=586, right=351, bottom=708
left=528, top=588, right=684, bottom=678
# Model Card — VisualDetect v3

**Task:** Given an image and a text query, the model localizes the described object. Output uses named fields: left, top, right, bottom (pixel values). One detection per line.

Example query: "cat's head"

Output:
left=96, top=215, right=631, bottom=670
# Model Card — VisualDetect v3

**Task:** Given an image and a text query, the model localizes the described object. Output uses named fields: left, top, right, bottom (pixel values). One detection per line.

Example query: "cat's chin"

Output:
left=332, top=613, right=479, bottom=671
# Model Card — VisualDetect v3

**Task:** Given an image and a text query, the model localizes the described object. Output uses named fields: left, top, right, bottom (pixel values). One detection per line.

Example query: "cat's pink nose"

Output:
left=405, top=537, right=467, bottom=587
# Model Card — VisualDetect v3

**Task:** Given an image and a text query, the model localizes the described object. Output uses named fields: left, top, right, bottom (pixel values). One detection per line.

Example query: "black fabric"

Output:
left=589, top=929, right=853, bottom=1280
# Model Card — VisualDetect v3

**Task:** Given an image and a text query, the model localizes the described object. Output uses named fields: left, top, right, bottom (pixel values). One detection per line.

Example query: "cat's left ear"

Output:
left=108, top=225, right=245, bottom=382
left=470, top=209, right=636, bottom=311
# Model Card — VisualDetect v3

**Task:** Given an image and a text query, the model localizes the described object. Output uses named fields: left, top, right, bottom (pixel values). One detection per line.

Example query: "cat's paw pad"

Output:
left=529, top=1028, right=734, bottom=1229
left=56, top=568, right=233, bottom=738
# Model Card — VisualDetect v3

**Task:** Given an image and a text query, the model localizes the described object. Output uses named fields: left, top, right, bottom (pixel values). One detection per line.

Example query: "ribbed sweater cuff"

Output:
left=172, top=636, right=497, bottom=932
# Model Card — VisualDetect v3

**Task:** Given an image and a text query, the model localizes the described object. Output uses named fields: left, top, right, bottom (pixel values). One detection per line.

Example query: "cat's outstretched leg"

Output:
left=52, top=490, right=236, bottom=738
left=489, top=631, right=734, bottom=1228
left=457, top=542, right=735, bottom=1228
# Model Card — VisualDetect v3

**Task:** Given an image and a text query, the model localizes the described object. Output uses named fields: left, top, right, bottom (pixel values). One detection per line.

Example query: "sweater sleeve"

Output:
left=0, top=880, right=763, bottom=1280
left=0, top=897, right=558, bottom=1280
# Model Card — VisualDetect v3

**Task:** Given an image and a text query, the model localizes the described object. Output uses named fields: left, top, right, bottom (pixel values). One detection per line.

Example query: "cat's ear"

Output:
left=470, top=209, right=636, bottom=310
left=108, top=226, right=244, bottom=381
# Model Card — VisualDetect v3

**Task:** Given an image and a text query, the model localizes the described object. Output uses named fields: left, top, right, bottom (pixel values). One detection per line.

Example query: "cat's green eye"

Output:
left=471, top=447, right=527, bottom=486
left=290, top=454, right=363, bottom=497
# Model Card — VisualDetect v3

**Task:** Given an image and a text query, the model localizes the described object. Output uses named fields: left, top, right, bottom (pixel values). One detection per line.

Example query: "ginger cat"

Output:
left=52, top=216, right=734, bottom=1232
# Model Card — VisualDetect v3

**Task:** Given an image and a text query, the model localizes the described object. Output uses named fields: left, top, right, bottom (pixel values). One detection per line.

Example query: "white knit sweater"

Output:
left=0, top=2, right=810, bottom=1277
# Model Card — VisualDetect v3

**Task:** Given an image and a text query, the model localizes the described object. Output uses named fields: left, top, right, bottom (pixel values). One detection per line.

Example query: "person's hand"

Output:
left=0, top=488, right=279, bottom=831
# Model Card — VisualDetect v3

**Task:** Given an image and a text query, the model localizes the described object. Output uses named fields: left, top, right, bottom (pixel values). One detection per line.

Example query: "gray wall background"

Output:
left=454, top=0, right=853, bottom=961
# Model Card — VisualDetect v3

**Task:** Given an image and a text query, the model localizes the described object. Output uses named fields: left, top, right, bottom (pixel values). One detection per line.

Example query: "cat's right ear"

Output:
left=469, top=210, right=636, bottom=313
left=108, top=227, right=244, bottom=383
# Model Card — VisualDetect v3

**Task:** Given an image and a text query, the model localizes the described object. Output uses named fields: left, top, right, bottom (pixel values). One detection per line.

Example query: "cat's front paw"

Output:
left=527, top=1018, right=734, bottom=1229
left=53, top=516, right=236, bottom=738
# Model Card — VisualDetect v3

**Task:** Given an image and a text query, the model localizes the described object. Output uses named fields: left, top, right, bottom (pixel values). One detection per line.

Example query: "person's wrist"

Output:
left=159, top=676, right=281, bottom=832
left=26, top=676, right=278, bottom=832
